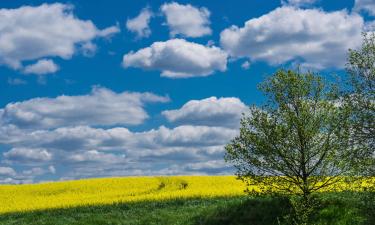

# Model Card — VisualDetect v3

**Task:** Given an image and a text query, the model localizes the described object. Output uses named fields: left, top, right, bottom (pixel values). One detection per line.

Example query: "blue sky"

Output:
left=0, top=0, right=373, bottom=183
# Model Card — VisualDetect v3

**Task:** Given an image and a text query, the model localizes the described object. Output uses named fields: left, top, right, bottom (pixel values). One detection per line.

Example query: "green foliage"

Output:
left=312, top=192, right=364, bottom=225
left=195, top=196, right=294, bottom=225
left=358, top=189, right=375, bottom=225
left=347, top=33, right=375, bottom=97
left=287, top=195, right=320, bottom=225
left=225, top=69, right=356, bottom=199
left=346, top=33, right=375, bottom=177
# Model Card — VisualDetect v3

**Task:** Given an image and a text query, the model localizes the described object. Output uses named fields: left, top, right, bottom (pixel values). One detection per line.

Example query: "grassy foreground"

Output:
left=0, top=193, right=373, bottom=225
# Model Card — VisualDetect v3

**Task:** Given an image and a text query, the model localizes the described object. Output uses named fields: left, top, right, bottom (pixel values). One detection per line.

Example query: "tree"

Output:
left=225, top=70, right=358, bottom=217
left=346, top=33, right=375, bottom=176
left=346, top=33, right=375, bottom=225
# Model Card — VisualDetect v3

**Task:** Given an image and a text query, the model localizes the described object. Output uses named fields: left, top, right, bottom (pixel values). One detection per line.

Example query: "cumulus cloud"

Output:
left=0, top=91, right=242, bottom=182
left=22, top=167, right=47, bottom=176
left=161, top=2, right=211, bottom=37
left=1, top=125, right=236, bottom=153
left=0, top=167, right=16, bottom=176
left=98, top=25, right=121, bottom=38
left=126, top=7, right=153, bottom=38
left=23, top=59, right=59, bottom=75
left=3, top=148, right=52, bottom=162
left=0, top=122, right=237, bottom=182
left=68, top=150, right=126, bottom=163
left=0, top=3, right=119, bottom=70
left=148, top=125, right=237, bottom=147
left=185, top=160, right=231, bottom=172
left=354, top=0, right=375, bottom=16
left=0, top=87, right=169, bottom=129
left=162, top=97, right=247, bottom=128
left=220, top=7, right=364, bottom=69
left=0, top=178, right=17, bottom=184
left=123, top=39, right=228, bottom=78
left=0, top=166, right=53, bottom=184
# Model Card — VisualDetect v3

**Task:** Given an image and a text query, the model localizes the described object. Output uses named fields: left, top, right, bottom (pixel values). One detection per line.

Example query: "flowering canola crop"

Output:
left=0, top=176, right=246, bottom=214
left=0, top=175, right=372, bottom=214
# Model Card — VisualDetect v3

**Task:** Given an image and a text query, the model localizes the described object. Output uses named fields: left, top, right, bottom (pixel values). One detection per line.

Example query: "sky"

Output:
left=0, top=0, right=374, bottom=183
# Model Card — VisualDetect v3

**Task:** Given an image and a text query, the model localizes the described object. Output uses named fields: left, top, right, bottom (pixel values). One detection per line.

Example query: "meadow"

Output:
left=0, top=175, right=374, bottom=225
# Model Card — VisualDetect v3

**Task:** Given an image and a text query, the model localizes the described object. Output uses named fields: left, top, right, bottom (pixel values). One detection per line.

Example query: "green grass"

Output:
left=1, top=197, right=244, bottom=225
left=0, top=192, right=373, bottom=225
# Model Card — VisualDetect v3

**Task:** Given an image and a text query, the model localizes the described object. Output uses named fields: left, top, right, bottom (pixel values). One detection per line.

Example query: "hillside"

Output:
left=0, top=176, right=373, bottom=225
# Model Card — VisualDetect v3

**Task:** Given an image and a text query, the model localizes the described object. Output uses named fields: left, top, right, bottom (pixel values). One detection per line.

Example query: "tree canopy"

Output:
left=225, top=70, right=357, bottom=198
left=346, top=33, right=375, bottom=176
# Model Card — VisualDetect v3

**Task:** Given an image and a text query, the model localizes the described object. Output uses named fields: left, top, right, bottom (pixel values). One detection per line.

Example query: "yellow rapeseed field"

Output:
left=0, top=176, right=246, bottom=214
left=0, top=175, right=373, bottom=214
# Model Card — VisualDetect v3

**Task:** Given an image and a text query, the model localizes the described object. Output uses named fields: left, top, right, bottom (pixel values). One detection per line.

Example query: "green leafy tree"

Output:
left=346, top=33, right=375, bottom=177
left=346, top=33, right=375, bottom=225
left=225, top=70, right=358, bottom=223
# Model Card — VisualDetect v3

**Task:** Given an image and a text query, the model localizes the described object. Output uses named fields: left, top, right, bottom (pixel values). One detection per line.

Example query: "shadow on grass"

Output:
left=194, top=196, right=294, bottom=225
left=312, top=191, right=374, bottom=225
left=0, top=197, right=246, bottom=225
left=195, top=192, right=374, bottom=225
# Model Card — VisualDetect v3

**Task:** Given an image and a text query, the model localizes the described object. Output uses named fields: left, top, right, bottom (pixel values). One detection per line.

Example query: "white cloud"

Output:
left=0, top=87, right=169, bottom=129
left=22, top=167, right=47, bottom=176
left=23, top=59, right=59, bottom=75
left=0, top=91, right=242, bottom=182
left=98, top=25, right=121, bottom=38
left=3, top=148, right=52, bottom=162
left=126, top=7, right=153, bottom=38
left=185, top=160, right=230, bottom=171
left=354, top=0, right=375, bottom=16
left=0, top=167, right=16, bottom=176
left=281, top=0, right=317, bottom=7
left=68, top=150, right=126, bottom=163
left=220, top=7, right=364, bottom=69
left=2, top=166, right=53, bottom=184
left=1, top=125, right=236, bottom=153
left=0, top=161, right=53, bottom=184
left=162, top=97, right=247, bottom=128
left=161, top=2, right=211, bottom=37
left=81, top=42, right=100, bottom=57
left=123, top=39, right=227, bottom=78
left=148, top=125, right=237, bottom=147
left=0, top=122, right=237, bottom=181
left=0, top=3, right=119, bottom=70
left=0, top=178, right=19, bottom=184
